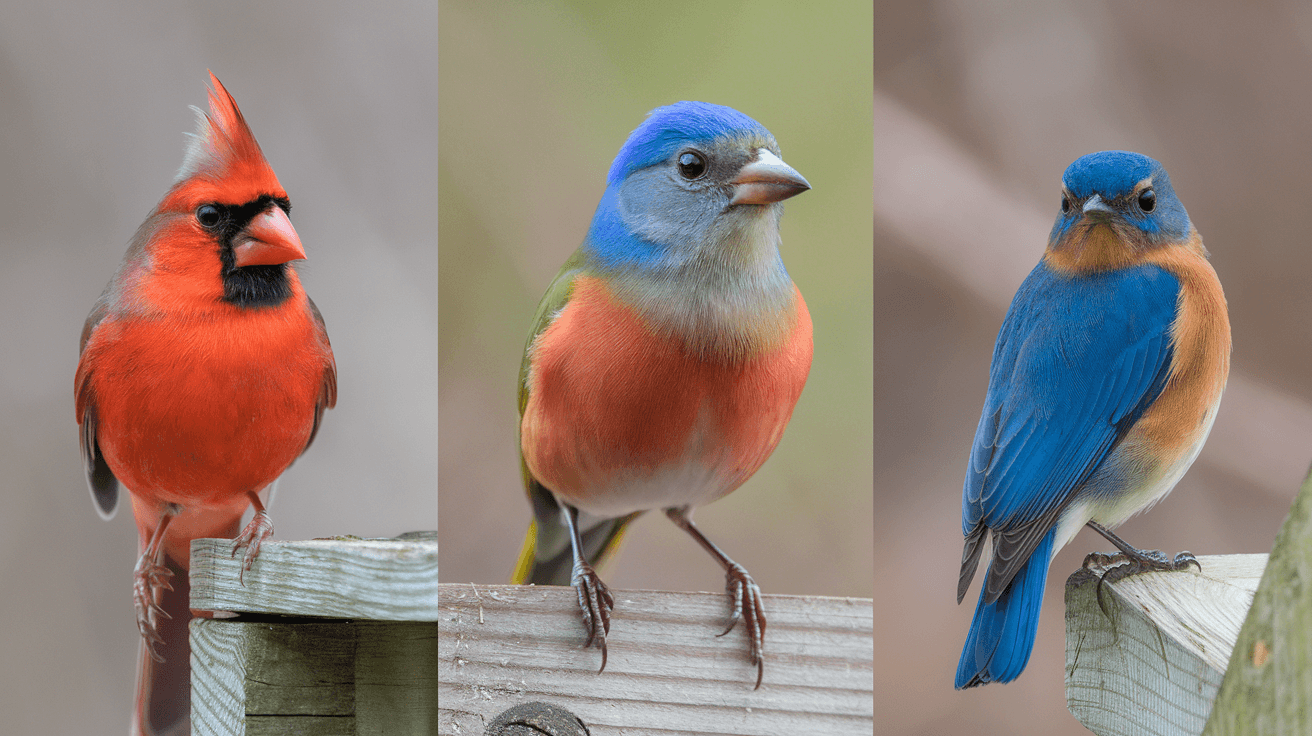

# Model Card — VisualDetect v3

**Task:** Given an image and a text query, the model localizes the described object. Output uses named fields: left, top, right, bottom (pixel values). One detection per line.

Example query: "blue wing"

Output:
left=959, top=260, right=1180, bottom=604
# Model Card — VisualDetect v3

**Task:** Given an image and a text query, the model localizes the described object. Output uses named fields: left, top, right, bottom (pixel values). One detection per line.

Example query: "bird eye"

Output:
left=1061, top=195, right=1071, bottom=214
left=677, top=151, right=707, bottom=180
left=1137, top=189, right=1156, bottom=213
left=196, top=205, right=222, bottom=228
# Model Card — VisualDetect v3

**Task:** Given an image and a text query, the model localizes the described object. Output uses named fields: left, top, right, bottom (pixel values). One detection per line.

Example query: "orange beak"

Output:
left=232, top=207, right=307, bottom=267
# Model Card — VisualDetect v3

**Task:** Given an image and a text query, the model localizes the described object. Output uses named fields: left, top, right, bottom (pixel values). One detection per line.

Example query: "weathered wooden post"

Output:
left=1065, top=553, right=1265, bottom=735
left=188, top=533, right=439, bottom=735
left=1065, top=471, right=1312, bottom=736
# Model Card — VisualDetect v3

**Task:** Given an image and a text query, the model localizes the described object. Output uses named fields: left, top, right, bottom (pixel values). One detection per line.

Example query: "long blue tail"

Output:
left=955, top=529, right=1056, bottom=688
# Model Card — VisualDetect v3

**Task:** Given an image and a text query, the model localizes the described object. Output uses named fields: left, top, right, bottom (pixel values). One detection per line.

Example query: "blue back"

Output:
left=963, top=260, right=1180, bottom=532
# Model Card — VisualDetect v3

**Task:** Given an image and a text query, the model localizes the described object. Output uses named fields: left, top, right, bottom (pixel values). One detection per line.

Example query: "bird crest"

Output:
left=176, top=72, right=281, bottom=194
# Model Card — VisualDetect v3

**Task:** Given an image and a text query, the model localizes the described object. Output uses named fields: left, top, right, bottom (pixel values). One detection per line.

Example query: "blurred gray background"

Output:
left=877, top=1, right=1312, bottom=733
left=438, top=0, right=874, bottom=607
left=0, top=2, right=436, bottom=732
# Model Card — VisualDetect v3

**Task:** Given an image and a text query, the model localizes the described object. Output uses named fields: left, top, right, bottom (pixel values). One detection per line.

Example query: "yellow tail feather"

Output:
left=510, top=520, right=538, bottom=585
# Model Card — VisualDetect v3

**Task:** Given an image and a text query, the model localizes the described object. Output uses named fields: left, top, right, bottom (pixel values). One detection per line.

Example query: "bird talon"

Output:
left=571, top=564, right=614, bottom=673
left=231, top=511, right=275, bottom=586
left=132, top=550, right=176, bottom=655
left=720, top=562, right=766, bottom=688
left=1174, top=551, right=1201, bottom=572
left=1083, top=551, right=1131, bottom=570
left=1090, top=546, right=1203, bottom=620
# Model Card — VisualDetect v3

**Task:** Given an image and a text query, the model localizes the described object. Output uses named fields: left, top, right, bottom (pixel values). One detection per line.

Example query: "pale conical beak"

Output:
left=730, top=149, right=811, bottom=205
left=232, top=206, right=307, bottom=267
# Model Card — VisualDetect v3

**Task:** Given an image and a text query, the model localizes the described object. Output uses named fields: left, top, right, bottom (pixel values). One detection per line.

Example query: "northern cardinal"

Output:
left=75, top=73, right=336, bottom=734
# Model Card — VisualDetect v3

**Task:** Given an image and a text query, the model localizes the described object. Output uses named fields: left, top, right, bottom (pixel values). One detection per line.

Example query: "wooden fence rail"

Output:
left=438, top=583, right=875, bottom=735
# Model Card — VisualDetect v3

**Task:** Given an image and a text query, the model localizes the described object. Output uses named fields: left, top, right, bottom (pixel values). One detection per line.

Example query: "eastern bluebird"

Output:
left=512, top=102, right=812, bottom=688
left=955, top=150, right=1231, bottom=688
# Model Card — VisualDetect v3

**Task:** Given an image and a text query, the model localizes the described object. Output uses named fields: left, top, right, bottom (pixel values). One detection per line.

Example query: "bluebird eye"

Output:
left=1061, top=195, right=1071, bottom=214
left=196, top=205, right=222, bottom=228
left=677, top=151, right=707, bottom=180
left=1138, top=189, right=1156, bottom=213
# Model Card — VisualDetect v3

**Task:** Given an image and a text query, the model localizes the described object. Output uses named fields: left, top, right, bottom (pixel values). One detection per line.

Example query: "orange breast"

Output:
left=521, top=276, right=812, bottom=516
left=1131, top=234, right=1231, bottom=464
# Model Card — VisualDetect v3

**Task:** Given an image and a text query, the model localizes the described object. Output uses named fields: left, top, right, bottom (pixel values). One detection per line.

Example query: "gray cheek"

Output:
left=618, top=170, right=724, bottom=250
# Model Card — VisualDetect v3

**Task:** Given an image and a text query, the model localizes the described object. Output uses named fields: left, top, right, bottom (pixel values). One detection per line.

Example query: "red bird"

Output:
left=75, top=73, right=336, bottom=734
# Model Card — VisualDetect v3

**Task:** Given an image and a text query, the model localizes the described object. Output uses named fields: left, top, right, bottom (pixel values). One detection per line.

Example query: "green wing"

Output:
left=517, top=247, right=588, bottom=416
left=511, top=248, right=641, bottom=585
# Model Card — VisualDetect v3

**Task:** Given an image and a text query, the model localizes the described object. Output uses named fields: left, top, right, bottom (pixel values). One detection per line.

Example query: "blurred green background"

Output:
left=438, top=0, right=874, bottom=599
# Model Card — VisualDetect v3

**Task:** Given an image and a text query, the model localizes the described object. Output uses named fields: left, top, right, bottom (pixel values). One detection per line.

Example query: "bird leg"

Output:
left=134, top=504, right=180, bottom=662
left=563, top=503, right=614, bottom=673
left=665, top=506, right=766, bottom=690
left=231, top=490, right=275, bottom=585
left=1083, top=520, right=1200, bottom=616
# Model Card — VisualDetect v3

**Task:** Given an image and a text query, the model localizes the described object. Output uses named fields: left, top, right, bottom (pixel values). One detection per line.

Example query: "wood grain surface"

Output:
left=438, top=583, right=874, bottom=735
left=190, top=535, right=439, bottom=620
left=1065, top=553, right=1267, bottom=736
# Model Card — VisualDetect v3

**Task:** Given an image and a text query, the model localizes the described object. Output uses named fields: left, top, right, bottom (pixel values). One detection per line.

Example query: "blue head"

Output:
left=1047, top=151, right=1194, bottom=269
left=606, top=102, right=770, bottom=184
left=584, top=102, right=809, bottom=275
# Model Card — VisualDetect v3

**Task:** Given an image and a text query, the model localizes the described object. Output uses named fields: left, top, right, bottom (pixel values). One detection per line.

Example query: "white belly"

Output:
left=1053, top=398, right=1221, bottom=553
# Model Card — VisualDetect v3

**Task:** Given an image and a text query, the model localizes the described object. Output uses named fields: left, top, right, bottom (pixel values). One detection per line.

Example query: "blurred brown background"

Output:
left=437, top=0, right=874, bottom=611
left=0, top=2, right=436, bottom=732
left=877, top=2, right=1312, bottom=734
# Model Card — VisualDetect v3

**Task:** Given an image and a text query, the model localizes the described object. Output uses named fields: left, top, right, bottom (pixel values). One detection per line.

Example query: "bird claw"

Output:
left=570, top=564, right=614, bottom=673
left=231, top=510, right=275, bottom=585
left=717, top=562, right=766, bottom=690
left=1085, top=549, right=1202, bottom=618
left=133, top=556, right=175, bottom=662
left=1081, top=551, right=1119, bottom=569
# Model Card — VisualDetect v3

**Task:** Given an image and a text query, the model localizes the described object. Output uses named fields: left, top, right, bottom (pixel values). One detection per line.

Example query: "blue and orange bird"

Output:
left=512, top=102, right=812, bottom=688
left=955, top=151, right=1230, bottom=688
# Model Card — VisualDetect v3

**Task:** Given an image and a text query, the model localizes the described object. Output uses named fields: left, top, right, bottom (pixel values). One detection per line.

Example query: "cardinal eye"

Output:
left=1138, top=189, right=1156, bottom=213
left=1060, top=195, right=1071, bottom=214
left=196, top=205, right=223, bottom=228
left=677, top=151, right=707, bottom=180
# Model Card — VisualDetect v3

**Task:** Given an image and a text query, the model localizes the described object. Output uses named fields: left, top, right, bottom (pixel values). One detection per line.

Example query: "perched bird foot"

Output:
left=1080, top=551, right=1120, bottom=569
left=718, top=562, right=766, bottom=690
left=132, top=555, right=175, bottom=662
left=570, top=563, right=614, bottom=673
left=1084, top=548, right=1201, bottom=617
left=231, top=510, right=275, bottom=585
left=1099, top=549, right=1200, bottom=581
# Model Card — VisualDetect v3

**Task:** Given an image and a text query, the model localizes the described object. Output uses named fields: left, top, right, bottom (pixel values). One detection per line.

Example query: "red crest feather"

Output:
left=175, top=72, right=281, bottom=196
